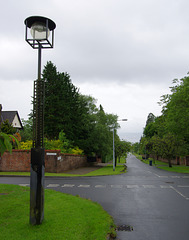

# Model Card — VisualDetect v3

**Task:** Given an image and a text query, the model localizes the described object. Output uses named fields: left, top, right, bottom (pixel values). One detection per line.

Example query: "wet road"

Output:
left=1, top=154, right=189, bottom=240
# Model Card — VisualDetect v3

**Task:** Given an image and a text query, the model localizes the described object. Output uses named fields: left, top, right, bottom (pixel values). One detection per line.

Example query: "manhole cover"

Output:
left=116, top=225, right=133, bottom=231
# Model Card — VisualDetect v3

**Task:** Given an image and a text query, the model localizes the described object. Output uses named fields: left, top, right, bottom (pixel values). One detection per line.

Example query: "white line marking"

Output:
left=153, top=173, right=161, bottom=177
left=95, top=185, right=106, bottom=188
left=182, top=176, right=189, bottom=178
left=160, top=185, right=172, bottom=188
left=111, top=185, right=123, bottom=188
left=153, top=173, right=169, bottom=178
left=62, top=184, right=75, bottom=188
left=143, top=185, right=156, bottom=188
left=47, top=184, right=60, bottom=188
left=170, top=186, right=187, bottom=199
left=78, top=185, right=90, bottom=188
left=171, top=176, right=180, bottom=178
left=126, top=185, right=139, bottom=188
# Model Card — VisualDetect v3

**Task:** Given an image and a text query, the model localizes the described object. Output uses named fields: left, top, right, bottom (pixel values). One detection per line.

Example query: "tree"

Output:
left=132, top=142, right=140, bottom=154
left=139, top=74, right=189, bottom=165
left=42, top=61, right=120, bottom=158
left=115, top=139, right=131, bottom=163
left=93, top=105, right=118, bottom=161
left=0, top=120, right=16, bottom=135
left=43, top=62, right=81, bottom=141
left=161, top=133, right=177, bottom=168
left=150, top=135, right=163, bottom=164
left=143, top=122, right=157, bottom=138
left=160, top=77, right=189, bottom=143
left=20, top=118, right=33, bottom=141
left=145, top=113, right=156, bottom=128
left=0, top=132, right=20, bottom=156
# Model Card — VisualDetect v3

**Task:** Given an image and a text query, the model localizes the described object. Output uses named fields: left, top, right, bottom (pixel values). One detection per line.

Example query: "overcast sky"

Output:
left=1, top=0, right=189, bottom=142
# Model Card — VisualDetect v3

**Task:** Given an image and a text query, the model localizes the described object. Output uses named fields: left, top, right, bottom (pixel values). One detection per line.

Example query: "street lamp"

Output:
left=24, top=16, right=56, bottom=225
left=113, top=119, right=127, bottom=171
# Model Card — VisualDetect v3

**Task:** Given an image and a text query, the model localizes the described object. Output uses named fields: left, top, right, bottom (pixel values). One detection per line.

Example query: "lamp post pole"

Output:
left=113, top=126, right=115, bottom=171
left=113, top=119, right=127, bottom=171
left=24, top=16, right=56, bottom=225
left=30, top=41, right=45, bottom=226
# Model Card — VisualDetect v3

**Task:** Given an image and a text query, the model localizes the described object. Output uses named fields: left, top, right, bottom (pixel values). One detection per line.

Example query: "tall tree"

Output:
left=145, top=113, right=156, bottom=128
left=43, top=61, right=80, bottom=141
left=42, top=61, right=119, bottom=158
left=161, top=77, right=189, bottom=143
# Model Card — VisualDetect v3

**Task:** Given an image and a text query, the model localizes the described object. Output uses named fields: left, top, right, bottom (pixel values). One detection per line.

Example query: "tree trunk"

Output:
left=168, top=159, right=172, bottom=168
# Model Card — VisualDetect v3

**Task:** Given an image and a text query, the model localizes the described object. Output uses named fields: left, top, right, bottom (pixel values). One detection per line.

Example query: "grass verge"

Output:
left=134, top=154, right=189, bottom=174
left=0, top=184, right=116, bottom=240
left=0, top=164, right=126, bottom=177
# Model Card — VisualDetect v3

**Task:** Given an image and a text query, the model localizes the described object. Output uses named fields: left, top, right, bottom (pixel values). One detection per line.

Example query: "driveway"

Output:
left=1, top=154, right=189, bottom=240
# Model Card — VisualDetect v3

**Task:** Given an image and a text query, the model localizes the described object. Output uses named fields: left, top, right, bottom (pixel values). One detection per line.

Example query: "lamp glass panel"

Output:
left=30, top=22, right=50, bottom=40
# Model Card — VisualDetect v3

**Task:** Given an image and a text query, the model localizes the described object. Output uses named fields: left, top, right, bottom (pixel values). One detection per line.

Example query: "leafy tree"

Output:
left=20, top=118, right=33, bottom=141
left=41, top=61, right=119, bottom=159
left=0, top=120, right=16, bottom=134
left=145, top=113, right=156, bottom=127
left=139, top=137, right=152, bottom=159
left=132, top=142, right=140, bottom=154
left=139, top=74, right=189, bottom=165
left=0, top=132, right=19, bottom=156
left=160, top=77, right=189, bottom=143
left=161, top=133, right=177, bottom=168
left=93, top=105, right=118, bottom=161
left=150, top=135, right=163, bottom=163
left=43, top=62, right=81, bottom=141
left=72, top=95, right=98, bottom=154
left=143, top=122, right=157, bottom=138
left=115, top=139, right=131, bottom=163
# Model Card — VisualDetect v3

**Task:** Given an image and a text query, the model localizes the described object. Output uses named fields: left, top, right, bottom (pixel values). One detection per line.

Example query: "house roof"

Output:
left=1, top=111, right=23, bottom=129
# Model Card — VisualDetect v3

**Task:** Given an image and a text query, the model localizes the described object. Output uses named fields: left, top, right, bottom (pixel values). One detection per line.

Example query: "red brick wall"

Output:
left=0, top=150, right=87, bottom=173
left=56, top=154, right=87, bottom=173
left=0, top=150, right=30, bottom=172
left=149, top=155, right=188, bottom=166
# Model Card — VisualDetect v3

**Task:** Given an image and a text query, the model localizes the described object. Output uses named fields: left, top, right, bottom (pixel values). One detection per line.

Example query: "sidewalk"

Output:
left=65, top=163, right=110, bottom=175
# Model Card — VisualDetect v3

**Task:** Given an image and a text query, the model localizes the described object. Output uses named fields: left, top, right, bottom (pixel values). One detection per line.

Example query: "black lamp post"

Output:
left=24, top=16, right=56, bottom=225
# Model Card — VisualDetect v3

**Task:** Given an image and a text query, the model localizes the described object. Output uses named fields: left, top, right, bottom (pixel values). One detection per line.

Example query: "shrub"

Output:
left=19, top=131, right=84, bottom=155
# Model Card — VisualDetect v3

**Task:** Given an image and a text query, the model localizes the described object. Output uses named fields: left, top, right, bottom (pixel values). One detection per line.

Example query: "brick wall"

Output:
left=0, top=150, right=87, bottom=173
left=56, top=154, right=87, bottom=173
left=149, top=154, right=189, bottom=166
left=0, top=150, right=30, bottom=172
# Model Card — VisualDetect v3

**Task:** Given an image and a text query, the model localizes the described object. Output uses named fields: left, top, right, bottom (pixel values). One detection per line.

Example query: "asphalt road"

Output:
left=1, top=154, right=189, bottom=240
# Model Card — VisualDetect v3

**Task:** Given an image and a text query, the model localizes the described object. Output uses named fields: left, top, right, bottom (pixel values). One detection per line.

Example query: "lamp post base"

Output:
left=30, top=148, right=45, bottom=225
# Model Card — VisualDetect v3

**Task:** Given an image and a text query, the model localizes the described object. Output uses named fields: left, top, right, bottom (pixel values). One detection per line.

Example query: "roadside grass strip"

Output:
left=135, top=154, right=189, bottom=174
left=0, top=184, right=116, bottom=240
left=156, top=165, right=189, bottom=173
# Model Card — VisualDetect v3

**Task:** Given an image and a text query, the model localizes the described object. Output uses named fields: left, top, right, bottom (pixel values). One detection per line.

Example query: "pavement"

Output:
left=64, top=162, right=110, bottom=174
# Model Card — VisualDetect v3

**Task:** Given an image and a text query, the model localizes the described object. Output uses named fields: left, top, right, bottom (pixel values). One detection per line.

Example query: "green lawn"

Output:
left=135, top=154, right=189, bottom=174
left=0, top=164, right=126, bottom=177
left=156, top=164, right=189, bottom=173
left=0, top=184, right=116, bottom=240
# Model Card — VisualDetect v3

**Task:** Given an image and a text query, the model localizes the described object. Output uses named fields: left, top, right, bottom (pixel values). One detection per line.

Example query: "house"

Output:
left=0, top=104, right=23, bottom=130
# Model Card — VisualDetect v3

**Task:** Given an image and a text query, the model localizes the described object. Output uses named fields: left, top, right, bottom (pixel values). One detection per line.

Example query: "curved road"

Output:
left=1, top=154, right=189, bottom=240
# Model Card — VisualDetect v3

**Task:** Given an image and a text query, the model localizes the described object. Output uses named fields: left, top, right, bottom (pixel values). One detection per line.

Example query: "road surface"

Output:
left=1, top=154, right=189, bottom=240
